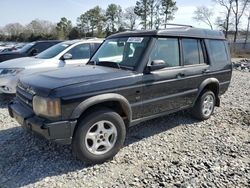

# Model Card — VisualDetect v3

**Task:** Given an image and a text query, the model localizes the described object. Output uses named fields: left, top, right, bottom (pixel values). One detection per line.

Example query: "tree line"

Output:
left=0, top=0, right=178, bottom=42
left=0, top=0, right=249, bottom=42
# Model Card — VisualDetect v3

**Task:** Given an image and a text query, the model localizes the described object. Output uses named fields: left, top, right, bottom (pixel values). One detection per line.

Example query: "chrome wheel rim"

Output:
left=85, top=120, right=117, bottom=155
left=202, top=94, right=214, bottom=117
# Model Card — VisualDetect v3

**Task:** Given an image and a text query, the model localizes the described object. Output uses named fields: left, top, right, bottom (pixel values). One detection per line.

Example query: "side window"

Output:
left=208, top=40, right=228, bottom=63
left=33, top=42, right=52, bottom=53
left=67, top=44, right=90, bottom=59
left=149, top=38, right=180, bottom=68
left=182, top=39, right=205, bottom=65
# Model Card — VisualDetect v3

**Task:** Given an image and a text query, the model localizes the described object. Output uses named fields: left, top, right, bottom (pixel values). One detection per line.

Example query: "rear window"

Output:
left=182, top=39, right=205, bottom=66
left=207, top=40, right=228, bottom=63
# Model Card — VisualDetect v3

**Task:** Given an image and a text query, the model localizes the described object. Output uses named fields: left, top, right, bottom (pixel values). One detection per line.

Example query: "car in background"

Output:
left=0, top=40, right=61, bottom=63
left=0, top=38, right=103, bottom=94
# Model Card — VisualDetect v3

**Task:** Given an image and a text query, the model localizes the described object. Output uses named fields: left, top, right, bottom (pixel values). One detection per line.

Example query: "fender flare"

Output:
left=195, top=78, right=220, bottom=104
left=70, top=93, right=132, bottom=122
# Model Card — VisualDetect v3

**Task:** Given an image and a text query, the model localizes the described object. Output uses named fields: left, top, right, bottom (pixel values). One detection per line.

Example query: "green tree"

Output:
left=106, top=4, right=122, bottom=33
left=56, top=17, right=72, bottom=40
left=160, top=0, right=178, bottom=28
left=134, top=0, right=149, bottom=29
left=68, top=27, right=80, bottom=39
left=81, top=6, right=105, bottom=37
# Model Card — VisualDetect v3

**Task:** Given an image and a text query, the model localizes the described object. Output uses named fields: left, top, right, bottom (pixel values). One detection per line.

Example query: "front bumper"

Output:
left=8, top=101, right=77, bottom=145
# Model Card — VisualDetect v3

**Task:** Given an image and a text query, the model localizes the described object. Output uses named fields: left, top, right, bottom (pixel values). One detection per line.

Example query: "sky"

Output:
left=0, top=0, right=248, bottom=29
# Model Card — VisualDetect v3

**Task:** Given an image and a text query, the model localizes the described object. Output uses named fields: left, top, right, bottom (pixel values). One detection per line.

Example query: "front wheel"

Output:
left=72, top=108, right=126, bottom=164
left=191, top=90, right=216, bottom=120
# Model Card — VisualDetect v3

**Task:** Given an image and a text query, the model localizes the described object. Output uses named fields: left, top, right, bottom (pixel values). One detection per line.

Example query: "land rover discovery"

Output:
left=8, top=26, right=232, bottom=164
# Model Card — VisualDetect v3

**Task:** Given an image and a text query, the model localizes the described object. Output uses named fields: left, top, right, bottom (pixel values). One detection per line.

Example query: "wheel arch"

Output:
left=70, top=93, right=132, bottom=126
left=196, top=78, right=220, bottom=107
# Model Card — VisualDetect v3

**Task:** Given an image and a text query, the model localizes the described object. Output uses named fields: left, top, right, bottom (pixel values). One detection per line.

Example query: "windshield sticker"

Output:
left=127, top=37, right=144, bottom=43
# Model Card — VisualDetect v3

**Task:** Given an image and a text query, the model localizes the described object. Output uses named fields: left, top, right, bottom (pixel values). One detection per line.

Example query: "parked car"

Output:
left=9, top=26, right=232, bottom=164
left=0, top=40, right=61, bottom=63
left=0, top=39, right=103, bottom=94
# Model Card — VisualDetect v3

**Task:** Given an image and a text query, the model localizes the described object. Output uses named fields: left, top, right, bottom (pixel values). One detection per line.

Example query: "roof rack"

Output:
left=164, top=23, right=193, bottom=28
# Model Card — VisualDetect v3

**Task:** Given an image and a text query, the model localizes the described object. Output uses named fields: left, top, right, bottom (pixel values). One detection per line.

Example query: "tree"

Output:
left=4, top=23, right=24, bottom=38
left=77, top=13, right=91, bottom=36
left=82, top=6, right=105, bottom=37
left=68, top=27, right=80, bottom=39
left=193, top=6, right=214, bottom=29
left=232, top=0, right=249, bottom=42
left=56, top=17, right=72, bottom=40
left=213, top=0, right=233, bottom=38
left=124, top=6, right=138, bottom=30
left=106, top=4, right=122, bottom=33
left=134, top=0, right=149, bottom=29
left=160, top=0, right=178, bottom=28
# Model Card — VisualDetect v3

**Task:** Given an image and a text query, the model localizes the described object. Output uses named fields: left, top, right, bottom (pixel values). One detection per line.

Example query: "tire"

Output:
left=191, top=90, right=216, bottom=121
left=72, top=108, right=126, bottom=164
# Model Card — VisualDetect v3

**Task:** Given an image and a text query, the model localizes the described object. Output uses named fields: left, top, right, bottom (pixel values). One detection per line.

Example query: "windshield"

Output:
left=36, top=42, right=72, bottom=59
left=17, top=42, right=35, bottom=53
left=91, top=37, right=150, bottom=69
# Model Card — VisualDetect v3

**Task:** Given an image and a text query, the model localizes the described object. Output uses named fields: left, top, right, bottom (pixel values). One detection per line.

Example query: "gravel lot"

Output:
left=0, top=70, right=249, bottom=188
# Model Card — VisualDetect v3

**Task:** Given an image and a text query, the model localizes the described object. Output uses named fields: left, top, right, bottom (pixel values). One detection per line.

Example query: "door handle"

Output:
left=202, top=69, right=210, bottom=74
left=177, top=73, right=185, bottom=78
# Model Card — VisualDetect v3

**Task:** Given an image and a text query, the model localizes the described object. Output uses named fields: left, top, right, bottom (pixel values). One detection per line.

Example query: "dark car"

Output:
left=9, top=26, right=232, bottom=164
left=0, top=40, right=61, bottom=63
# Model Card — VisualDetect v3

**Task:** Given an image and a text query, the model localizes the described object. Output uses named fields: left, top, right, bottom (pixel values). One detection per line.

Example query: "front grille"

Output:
left=16, top=86, right=34, bottom=108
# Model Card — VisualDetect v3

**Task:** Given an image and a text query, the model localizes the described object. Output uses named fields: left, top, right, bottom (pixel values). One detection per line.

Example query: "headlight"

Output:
left=33, top=96, right=61, bottom=118
left=0, top=68, right=24, bottom=76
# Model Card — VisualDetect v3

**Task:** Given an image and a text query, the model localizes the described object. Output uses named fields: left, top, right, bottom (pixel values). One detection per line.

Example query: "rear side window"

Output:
left=182, top=39, right=205, bottom=65
left=149, top=38, right=180, bottom=67
left=33, top=42, right=54, bottom=53
left=208, top=40, right=228, bottom=63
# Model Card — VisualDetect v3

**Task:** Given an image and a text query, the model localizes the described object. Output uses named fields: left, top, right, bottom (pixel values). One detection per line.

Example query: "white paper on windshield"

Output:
left=127, top=37, right=144, bottom=43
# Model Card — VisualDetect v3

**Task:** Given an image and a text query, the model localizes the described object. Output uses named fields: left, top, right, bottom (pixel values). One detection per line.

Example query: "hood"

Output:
left=20, top=65, right=134, bottom=97
left=0, top=57, right=47, bottom=69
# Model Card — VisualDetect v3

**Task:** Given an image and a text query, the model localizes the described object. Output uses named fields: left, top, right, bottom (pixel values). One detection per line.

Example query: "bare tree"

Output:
left=124, top=6, right=138, bottom=30
left=232, top=0, right=249, bottom=42
left=4, top=23, right=24, bottom=37
left=213, top=0, right=233, bottom=38
left=193, top=6, right=214, bottom=29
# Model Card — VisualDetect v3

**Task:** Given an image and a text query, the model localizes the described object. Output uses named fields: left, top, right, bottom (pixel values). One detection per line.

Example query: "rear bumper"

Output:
left=8, top=101, right=77, bottom=145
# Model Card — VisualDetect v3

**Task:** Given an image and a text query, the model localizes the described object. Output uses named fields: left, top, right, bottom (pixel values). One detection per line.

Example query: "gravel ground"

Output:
left=0, top=70, right=249, bottom=188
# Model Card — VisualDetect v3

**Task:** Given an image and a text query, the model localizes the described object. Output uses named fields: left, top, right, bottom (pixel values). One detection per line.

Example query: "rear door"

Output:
left=180, top=38, right=210, bottom=106
left=141, top=37, right=193, bottom=117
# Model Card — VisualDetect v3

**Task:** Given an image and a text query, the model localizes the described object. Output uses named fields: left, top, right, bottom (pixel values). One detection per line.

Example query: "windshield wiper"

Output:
left=89, top=61, right=121, bottom=69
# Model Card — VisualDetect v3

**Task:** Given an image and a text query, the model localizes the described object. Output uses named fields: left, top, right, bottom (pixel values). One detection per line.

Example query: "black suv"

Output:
left=0, top=40, right=61, bottom=63
left=9, top=27, right=232, bottom=164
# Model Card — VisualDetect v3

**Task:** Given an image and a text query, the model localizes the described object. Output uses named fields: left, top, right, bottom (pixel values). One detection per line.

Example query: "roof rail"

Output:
left=164, top=23, right=193, bottom=28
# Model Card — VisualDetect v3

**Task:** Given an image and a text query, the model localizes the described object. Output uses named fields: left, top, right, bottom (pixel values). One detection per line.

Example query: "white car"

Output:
left=0, top=39, right=103, bottom=94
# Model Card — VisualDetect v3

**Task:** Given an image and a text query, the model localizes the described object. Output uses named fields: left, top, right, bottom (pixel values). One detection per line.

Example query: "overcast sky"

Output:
left=0, top=0, right=248, bottom=29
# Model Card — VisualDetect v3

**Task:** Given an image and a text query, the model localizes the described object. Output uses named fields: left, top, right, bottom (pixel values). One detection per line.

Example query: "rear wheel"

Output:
left=191, top=90, right=216, bottom=120
left=72, top=108, right=126, bottom=164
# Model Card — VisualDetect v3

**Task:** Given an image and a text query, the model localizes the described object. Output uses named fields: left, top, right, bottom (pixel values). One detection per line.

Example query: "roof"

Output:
left=107, top=27, right=225, bottom=40
left=62, top=38, right=104, bottom=45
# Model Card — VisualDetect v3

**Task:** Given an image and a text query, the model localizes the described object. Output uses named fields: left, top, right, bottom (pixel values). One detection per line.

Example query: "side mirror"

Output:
left=30, top=48, right=38, bottom=56
left=145, top=60, right=166, bottom=73
left=61, top=53, right=73, bottom=60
